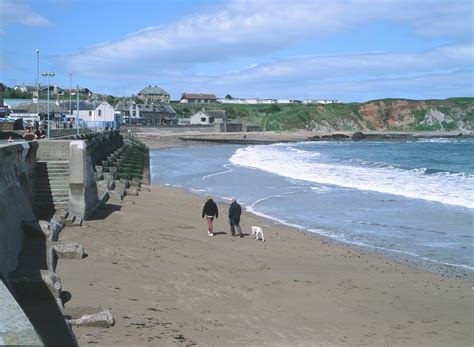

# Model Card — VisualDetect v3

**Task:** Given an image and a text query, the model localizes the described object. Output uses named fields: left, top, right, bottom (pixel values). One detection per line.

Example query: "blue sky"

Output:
left=0, top=0, right=473, bottom=102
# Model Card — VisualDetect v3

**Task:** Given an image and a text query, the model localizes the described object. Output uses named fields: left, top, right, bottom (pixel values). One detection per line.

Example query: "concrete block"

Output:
left=125, top=188, right=139, bottom=196
left=73, top=217, right=83, bottom=227
left=114, top=181, right=126, bottom=191
left=108, top=190, right=124, bottom=201
left=95, top=165, right=103, bottom=174
left=52, top=242, right=84, bottom=259
left=130, top=178, right=141, bottom=187
left=64, top=214, right=76, bottom=227
left=103, top=173, right=116, bottom=182
left=39, top=220, right=52, bottom=236
left=107, top=180, right=115, bottom=190
left=65, top=307, right=115, bottom=328
left=120, top=179, right=130, bottom=188
left=97, top=180, right=109, bottom=192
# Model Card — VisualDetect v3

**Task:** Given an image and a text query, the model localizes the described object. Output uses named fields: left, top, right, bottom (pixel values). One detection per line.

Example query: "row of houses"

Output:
left=3, top=98, right=230, bottom=128
left=3, top=99, right=177, bottom=128
left=217, top=97, right=341, bottom=105
left=13, top=84, right=340, bottom=105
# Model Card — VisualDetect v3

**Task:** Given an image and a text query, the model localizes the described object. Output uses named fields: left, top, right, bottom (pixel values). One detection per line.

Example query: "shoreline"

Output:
left=56, top=183, right=473, bottom=346
left=132, top=129, right=474, bottom=150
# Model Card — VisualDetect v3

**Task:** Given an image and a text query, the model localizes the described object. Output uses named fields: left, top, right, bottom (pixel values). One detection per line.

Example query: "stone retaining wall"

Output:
left=0, top=142, right=37, bottom=276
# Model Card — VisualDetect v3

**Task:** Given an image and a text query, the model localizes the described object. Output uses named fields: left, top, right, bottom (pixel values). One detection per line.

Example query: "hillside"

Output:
left=173, top=97, right=474, bottom=132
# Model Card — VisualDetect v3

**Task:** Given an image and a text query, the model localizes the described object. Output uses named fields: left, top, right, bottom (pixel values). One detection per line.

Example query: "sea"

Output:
left=151, top=138, right=474, bottom=278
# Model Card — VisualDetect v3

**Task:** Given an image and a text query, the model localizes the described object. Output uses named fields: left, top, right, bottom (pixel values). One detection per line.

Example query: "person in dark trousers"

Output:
left=202, top=197, right=218, bottom=236
left=228, top=198, right=243, bottom=238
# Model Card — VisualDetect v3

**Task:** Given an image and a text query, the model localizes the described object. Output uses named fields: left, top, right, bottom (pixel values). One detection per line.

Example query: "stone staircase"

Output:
left=33, top=161, right=70, bottom=219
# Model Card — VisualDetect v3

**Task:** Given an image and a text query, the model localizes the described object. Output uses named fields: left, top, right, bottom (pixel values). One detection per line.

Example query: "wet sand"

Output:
left=56, top=183, right=473, bottom=346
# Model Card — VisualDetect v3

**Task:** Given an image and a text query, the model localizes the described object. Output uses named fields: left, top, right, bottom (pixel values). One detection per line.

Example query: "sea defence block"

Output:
left=52, top=242, right=84, bottom=259
left=65, top=307, right=115, bottom=328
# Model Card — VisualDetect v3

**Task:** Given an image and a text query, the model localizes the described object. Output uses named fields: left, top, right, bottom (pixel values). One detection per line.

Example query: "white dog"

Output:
left=251, top=226, right=265, bottom=241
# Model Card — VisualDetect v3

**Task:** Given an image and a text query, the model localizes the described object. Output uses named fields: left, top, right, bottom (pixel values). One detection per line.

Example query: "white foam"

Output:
left=230, top=145, right=474, bottom=209
left=202, top=164, right=234, bottom=180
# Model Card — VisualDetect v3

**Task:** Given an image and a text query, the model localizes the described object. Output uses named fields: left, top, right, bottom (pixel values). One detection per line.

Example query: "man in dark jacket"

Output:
left=202, top=197, right=218, bottom=236
left=228, top=198, right=243, bottom=238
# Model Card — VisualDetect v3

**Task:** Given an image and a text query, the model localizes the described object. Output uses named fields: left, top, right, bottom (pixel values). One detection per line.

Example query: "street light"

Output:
left=36, top=49, right=40, bottom=119
left=69, top=71, right=72, bottom=116
left=76, top=84, right=80, bottom=136
left=41, top=72, right=55, bottom=138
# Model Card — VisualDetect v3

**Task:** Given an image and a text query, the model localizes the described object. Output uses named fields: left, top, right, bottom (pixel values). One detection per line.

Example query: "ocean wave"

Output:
left=230, top=145, right=474, bottom=209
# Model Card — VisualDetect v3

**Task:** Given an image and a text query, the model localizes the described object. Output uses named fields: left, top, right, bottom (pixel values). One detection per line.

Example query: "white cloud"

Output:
left=56, top=0, right=473, bottom=100
left=60, top=0, right=473, bottom=75
left=0, top=0, right=50, bottom=34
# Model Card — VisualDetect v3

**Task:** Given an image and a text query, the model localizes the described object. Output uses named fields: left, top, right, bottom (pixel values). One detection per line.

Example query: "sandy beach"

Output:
left=56, top=181, right=473, bottom=346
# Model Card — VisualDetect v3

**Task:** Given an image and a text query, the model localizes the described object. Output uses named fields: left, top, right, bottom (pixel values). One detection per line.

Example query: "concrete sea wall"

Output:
left=0, top=142, right=37, bottom=277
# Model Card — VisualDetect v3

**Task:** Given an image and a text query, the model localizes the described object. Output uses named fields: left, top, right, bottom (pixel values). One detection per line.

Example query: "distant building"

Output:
left=190, top=109, right=227, bottom=125
left=115, top=100, right=140, bottom=124
left=276, top=99, right=302, bottom=104
left=302, top=99, right=342, bottom=104
left=60, top=100, right=115, bottom=128
left=40, top=85, right=66, bottom=96
left=13, top=84, right=36, bottom=94
left=10, top=102, right=66, bottom=123
left=138, top=104, right=177, bottom=125
left=217, top=98, right=276, bottom=104
left=180, top=93, right=217, bottom=104
left=0, top=99, right=8, bottom=118
left=138, top=85, right=170, bottom=103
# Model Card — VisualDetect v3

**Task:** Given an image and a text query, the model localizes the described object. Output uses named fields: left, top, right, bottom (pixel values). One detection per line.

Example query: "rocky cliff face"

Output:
left=356, top=98, right=473, bottom=131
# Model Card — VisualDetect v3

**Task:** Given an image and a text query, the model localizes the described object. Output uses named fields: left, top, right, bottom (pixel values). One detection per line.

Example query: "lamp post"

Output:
left=41, top=72, right=55, bottom=138
left=69, top=71, right=72, bottom=116
left=76, top=84, right=80, bottom=135
left=36, top=49, right=40, bottom=120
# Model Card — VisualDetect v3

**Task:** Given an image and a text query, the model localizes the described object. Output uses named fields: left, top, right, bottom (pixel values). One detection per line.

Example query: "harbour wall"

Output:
left=0, top=142, right=38, bottom=277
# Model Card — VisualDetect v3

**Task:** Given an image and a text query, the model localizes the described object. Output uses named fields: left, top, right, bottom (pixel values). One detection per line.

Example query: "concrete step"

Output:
left=35, top=196, right=69, bottom=203
left=37, top=172, right=69, bottom=178
left=36, top=168, right=69, bottom=174
left=35, top=177, right=69, bottom=184
left=33, top=202, right=69, bottom=211
left=35, top=183, right=69, bottom=190
left=35, top=188, right=69, bottom=194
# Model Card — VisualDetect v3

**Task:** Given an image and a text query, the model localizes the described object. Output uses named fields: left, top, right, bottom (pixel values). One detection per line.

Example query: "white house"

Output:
left=60, top=100, right=115, bottom=128
left=190, top=109, right=227, bottom=125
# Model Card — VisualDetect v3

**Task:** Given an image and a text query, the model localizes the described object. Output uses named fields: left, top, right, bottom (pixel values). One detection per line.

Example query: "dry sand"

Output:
left=56, top=184, right=474, bottom=346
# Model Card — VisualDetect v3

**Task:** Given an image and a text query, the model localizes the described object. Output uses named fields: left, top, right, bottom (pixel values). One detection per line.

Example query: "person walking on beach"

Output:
left=202, top=197, right=218, bottom=236
left=228, top=198, right=243, bottom=238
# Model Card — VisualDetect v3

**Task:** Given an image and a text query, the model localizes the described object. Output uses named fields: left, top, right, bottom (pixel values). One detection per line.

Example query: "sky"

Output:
left=0, top=0, right=473, bottom=102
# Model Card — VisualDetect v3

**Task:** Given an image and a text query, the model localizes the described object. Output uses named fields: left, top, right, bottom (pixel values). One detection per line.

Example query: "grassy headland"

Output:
left=173, top=97, right=474, bottom=132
